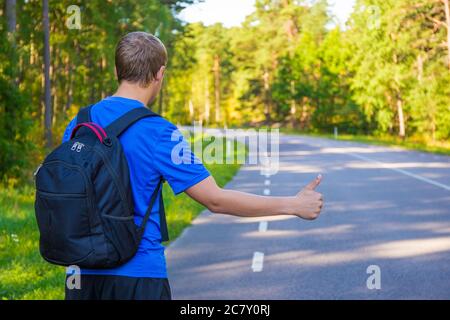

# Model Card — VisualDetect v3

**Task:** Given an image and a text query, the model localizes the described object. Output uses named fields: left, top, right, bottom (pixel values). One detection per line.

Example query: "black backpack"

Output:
left=34, top=106, right=169, bottom=269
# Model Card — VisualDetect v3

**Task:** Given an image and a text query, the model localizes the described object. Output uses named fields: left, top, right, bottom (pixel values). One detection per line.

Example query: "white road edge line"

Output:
left=251, top=252, right=264, bottom=272
left=349, top=152, right=450, bottom=192
left=259, top=221, right=268, bottom=232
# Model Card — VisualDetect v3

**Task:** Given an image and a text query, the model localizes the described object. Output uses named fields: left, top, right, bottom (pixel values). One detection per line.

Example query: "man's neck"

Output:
left=113, top=81, right=156, bottom=106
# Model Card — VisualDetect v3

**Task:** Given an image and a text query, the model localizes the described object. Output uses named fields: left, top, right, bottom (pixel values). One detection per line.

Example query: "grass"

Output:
left=164, top=161, right=242, bottom=244
left=281, top=129, right=450, bottom=156
left=0, top=137, right=243, bottom=300
left=0, top=186, right=65, bottom=300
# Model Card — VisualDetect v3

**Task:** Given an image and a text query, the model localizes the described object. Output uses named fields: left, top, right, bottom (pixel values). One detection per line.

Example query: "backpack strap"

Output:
left=138, top=178, right=169, bottom=242
left=107, top=107, right=168, bottom=242
left=158, top=185, right=169, bottom=242
left=105, top=107, right=159, bottom=137
left=77, top=105, right=93, bottom=124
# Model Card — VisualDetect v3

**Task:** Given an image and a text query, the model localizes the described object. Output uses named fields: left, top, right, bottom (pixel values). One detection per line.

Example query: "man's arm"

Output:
left=185, top=175, right=324, bottom=221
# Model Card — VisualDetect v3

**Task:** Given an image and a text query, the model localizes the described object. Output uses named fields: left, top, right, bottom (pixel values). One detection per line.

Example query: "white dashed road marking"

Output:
left=259, top=221, right=268, bottom=232
left=251, top=178, right=270, bottom=272
left=251, top=252, right=264, bottom=272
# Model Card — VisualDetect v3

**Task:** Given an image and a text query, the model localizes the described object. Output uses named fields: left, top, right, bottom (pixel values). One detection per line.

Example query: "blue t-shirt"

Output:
left=62, top=96, right=210, bottom=278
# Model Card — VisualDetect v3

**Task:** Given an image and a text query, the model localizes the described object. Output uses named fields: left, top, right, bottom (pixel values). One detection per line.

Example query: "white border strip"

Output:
left=349, top=153, right=450, bottom=192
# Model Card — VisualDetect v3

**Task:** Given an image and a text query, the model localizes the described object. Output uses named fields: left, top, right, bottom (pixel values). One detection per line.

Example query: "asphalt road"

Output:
left=166, top=135, right=450, bottom=299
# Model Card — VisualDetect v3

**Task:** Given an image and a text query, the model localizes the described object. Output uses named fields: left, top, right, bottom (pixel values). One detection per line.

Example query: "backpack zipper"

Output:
left=38, top=190, right=86, bottom=198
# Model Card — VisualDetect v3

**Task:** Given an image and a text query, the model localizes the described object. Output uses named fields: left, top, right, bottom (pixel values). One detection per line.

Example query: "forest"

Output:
left=1, top=0, right=450, bottom=185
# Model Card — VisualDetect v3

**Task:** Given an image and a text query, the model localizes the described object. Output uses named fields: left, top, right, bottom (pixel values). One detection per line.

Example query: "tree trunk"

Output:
left=6, top=0, right=16, bottom=35
left=6, top=0, right=17, bottom=84
left=431, top=114, right=436, bottom=141
left=443, top=0, right=450, bottom=69
left=43, top=0, right=52, bottom=148
left=263, top=69, right=271, bottom=124
left=64, top=56, right=73, bottom=113
left=213, top=55, right=221, bottom=123
left=51, top=42, right=57, bottom=127
left=290, top=80, right=297, bottom=128
left=392, top=51, right=405, bottom=139
left=99, top=56, right=105, bottom=99
left=204, top=77, right=210, bottom=125
left=189, top=99, right=194, bottom=122
left=300, top=98, right=309, bottom=130
left=396, top=97, right=406, bottom=138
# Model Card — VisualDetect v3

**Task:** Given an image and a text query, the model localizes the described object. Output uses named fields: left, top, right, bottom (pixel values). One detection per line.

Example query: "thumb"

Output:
left=304, top=174, right=323, bottom=191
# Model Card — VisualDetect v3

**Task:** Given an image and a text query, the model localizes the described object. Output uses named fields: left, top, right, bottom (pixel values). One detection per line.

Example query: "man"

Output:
left=62, top=32, right=323, bottom=300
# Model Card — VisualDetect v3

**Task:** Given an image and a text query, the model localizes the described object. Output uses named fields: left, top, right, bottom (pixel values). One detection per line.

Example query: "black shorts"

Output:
left=65, top=274, right=172, bottom=300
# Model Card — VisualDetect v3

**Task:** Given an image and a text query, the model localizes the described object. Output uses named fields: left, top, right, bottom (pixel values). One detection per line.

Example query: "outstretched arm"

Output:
left=185, top=175, right=324, bottom=221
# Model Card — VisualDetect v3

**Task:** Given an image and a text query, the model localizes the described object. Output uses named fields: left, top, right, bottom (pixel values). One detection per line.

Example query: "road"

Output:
left=166, top=135, right=450, bottom=299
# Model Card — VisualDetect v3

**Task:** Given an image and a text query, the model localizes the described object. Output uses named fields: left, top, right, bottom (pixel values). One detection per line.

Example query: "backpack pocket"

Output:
left=36, top=190, right=94, bottom=265
left=101, top=214, right=139, bottom=265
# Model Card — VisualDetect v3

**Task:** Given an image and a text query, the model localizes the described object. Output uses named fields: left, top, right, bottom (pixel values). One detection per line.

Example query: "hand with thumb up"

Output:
left=295, top=174, right=324, bottom=220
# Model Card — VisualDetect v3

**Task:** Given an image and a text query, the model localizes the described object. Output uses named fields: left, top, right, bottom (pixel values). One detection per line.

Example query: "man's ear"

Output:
left=155, top=66, right=165, bottom=82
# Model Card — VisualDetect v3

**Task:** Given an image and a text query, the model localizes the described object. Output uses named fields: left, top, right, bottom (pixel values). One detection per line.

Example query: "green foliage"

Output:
left=0, top=15, right=34, bottom=184
left=348, top=0, right=450, bottom=138
left=1, top=0, right=449, bottom=182
left=0, top=0, right=191, bottom=183
left=166, top=0, right=450, bottom=141
left=0, top=76, right=34, bottom=184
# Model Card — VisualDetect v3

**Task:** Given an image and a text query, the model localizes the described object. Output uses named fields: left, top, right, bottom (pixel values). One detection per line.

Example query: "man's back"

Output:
left=62, top=96, right=210, bottom=279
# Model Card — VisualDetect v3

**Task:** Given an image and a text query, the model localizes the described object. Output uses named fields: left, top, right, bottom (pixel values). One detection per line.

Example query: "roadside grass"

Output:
left=281, top=129, right=450, bottom=156
left=0, top=137, right=243, bottom=300
left=0, top=186, right=64, bottom=300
